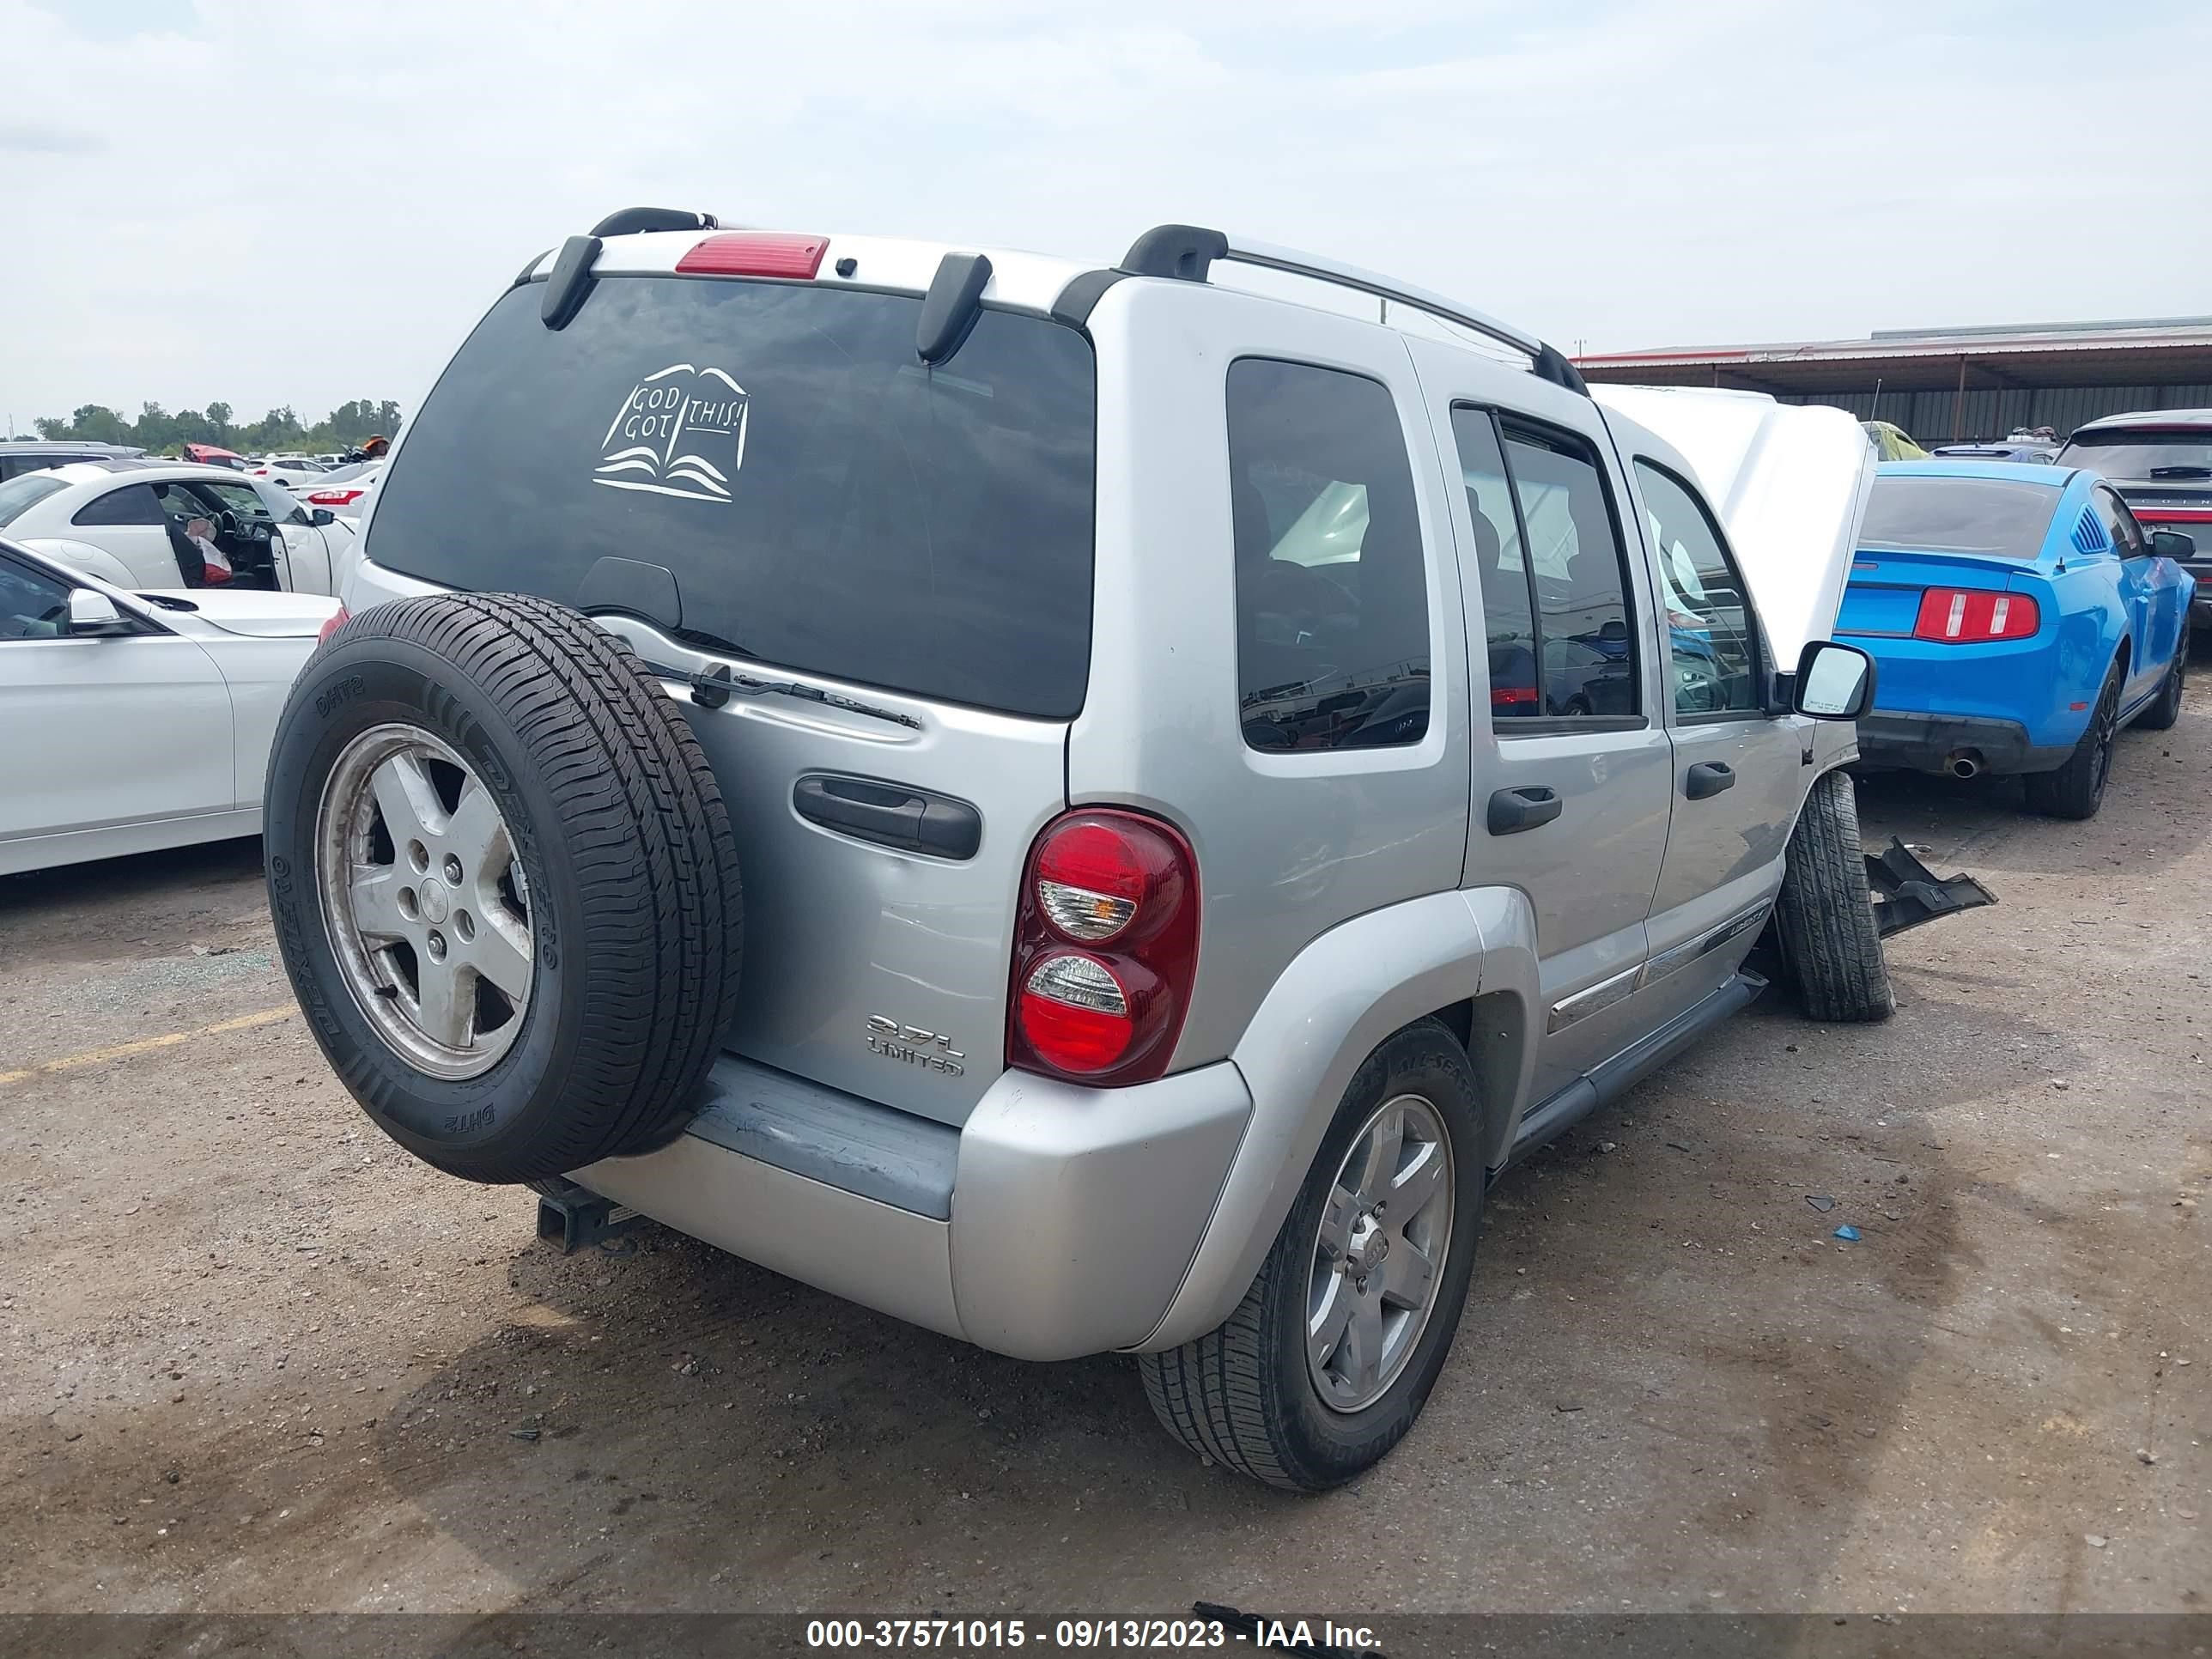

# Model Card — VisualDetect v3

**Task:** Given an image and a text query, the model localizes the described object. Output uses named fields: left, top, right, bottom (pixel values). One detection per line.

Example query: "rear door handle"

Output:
left=793, top=775, right=982, bottom=860
left=1684, top=761, right=1736, bottom=800
left=1487, top=785, right=1563, bottom=836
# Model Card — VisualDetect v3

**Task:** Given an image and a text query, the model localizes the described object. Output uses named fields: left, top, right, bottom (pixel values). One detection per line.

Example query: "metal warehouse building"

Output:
left=1573, top=317, right=2212, bottom=446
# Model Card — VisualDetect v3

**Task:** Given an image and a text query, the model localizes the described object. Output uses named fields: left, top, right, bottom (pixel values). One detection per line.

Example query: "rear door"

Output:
left=1407, top=337, right=1673, bottom=1103
left=0, top=552, right=233, bottom=854
left=1617, top=451, right=1804, bottom=1020
left=352, top=272, right=1097, bottom=1127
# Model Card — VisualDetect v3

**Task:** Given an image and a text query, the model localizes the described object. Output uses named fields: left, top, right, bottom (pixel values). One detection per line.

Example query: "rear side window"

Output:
left=2096, top=487, right=2146, bottom=555
left=1228, top=359, right=1430, bottom=752
left=0, top=472, right=68, bottom=526
left=1449, top=406, right=1539, bottom=717
left=1634, top=459, right=1763, bottom=717
left=368, top=277, right=1097, bottom=720
left=1499, top=423, right=1638, bottom=719
left=71, top=483, right=165, bottom=527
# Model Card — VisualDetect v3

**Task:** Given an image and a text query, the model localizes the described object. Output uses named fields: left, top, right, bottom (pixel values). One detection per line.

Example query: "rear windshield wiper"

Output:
left=2148, top=465, right=2212, bottom=479
left=647, top=657, right=921, bottom=732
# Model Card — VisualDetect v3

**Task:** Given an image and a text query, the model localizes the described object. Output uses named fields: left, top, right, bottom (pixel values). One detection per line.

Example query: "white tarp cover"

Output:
left=1593, top=384, right=1875, bottom=660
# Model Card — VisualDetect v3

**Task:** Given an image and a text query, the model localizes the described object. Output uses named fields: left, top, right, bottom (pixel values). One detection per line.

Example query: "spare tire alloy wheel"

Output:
left=317, top=725, right=533, bottom=1079
left=265, top=592, right=743, bottom=1185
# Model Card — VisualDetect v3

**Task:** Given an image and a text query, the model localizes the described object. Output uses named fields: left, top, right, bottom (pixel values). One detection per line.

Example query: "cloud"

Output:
left=0, top=122, right=105, bottom=155
left=3, top=0, right=2209, bottom=427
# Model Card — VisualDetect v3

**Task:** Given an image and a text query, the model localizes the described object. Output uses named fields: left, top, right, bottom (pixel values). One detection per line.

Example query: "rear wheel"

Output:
left=1777, top=767, right=1893, bottom=1024
left=264, top=592, right=743, bottom=1183
left=2026, top=660, right=2122, bottom=819
left=1138, top=1021, right=1483, bottom=1492
left=2134, top=628, right=2188, bottom=732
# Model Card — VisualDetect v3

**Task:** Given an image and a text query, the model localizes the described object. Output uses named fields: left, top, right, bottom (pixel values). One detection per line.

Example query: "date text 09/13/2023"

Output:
left=803, top=1617, right=1382, bottom=1650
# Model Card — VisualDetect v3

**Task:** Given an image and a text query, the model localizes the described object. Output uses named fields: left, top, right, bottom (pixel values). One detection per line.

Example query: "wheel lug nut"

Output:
left=443, top=854, right=463, bottom=884
left=426, top=930, right=447, bottom=962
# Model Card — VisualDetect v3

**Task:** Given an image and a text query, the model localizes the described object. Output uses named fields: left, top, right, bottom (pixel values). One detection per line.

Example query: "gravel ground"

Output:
left=0, top=690, right=2203, bottom=1618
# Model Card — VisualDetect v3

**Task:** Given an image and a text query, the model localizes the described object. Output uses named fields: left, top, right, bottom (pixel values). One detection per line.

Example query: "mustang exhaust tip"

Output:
left=1945, top=751, right=1983, bottom=781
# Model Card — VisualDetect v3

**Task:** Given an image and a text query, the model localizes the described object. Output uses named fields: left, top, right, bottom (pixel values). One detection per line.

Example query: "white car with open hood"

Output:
left=0, top=538, right=341, bottom=875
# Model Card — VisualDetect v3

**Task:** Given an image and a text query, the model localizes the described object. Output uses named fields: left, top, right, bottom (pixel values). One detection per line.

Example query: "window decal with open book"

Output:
left=593, top=363, right=749, bottom=504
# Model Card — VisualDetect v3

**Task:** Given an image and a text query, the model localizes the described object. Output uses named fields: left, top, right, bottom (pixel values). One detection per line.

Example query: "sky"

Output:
left=6, top=0, right=2209, bottom=432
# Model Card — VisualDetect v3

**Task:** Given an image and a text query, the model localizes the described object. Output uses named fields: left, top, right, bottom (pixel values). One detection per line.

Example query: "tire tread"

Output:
left=1777, top=768, right=1893, bottom=1024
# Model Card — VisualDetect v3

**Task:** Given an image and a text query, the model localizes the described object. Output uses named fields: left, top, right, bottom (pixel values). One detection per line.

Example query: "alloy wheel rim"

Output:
left=315, top=723, right=534, bottom=1081
left=1304, top=1092, right=1455, bottom=1413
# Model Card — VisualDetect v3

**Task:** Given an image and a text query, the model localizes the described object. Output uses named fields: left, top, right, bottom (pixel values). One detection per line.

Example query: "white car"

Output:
left=0, top=460, right=354, bottom=595
left=294, top=459, right=384, bottom=521
left=0, top=537, right=341, bottom=875
left=250, top=455, right=329, bottom=489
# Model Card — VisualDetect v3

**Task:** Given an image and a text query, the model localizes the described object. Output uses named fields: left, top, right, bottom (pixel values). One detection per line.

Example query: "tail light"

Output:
left=676, top=232, right=828, bottom=279
left=1008, top=810, right=1200, bottom=1085
left=1912, top=587, right=2040, bottom=642
left=306, top=487, right=367, bottom=506
left=318, top=605, right=349, bottom=643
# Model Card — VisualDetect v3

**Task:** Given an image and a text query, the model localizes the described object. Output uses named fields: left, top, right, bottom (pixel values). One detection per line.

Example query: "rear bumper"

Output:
left=1855, top=710, right=2073, bottom=777
left=571, top=1053, right=1251, bottom=1362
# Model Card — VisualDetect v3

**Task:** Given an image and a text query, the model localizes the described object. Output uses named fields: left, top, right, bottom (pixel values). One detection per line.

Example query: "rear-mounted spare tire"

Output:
left=264, top=592, right=743, bottom=1183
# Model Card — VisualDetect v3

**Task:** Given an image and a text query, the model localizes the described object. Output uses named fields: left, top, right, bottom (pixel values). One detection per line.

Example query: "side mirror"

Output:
left=1791, top=640, right=1875, bottom=720
left=310, top=507, right=336, bottom=527
left=2150, top=528, right=2197, bottom=561
left=66, top=589, right=134, bottom=638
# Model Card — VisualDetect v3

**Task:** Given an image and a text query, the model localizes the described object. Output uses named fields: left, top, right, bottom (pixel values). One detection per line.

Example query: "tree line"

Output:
left=27, top=398, right=404, bottom=455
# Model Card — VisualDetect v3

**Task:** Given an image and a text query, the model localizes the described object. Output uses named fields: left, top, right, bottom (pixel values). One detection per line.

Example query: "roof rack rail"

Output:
left=1115, top=223, right=1588, bottom=397
left=588, top=206, right=720, bottom=239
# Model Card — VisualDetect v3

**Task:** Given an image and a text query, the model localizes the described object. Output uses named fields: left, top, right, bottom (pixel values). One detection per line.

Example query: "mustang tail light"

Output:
left=306, top=487, right=367, bottom=506
left=1009, top=810, right=1199, bottom=1084
left=1912, top=587, right=2040, bottom=642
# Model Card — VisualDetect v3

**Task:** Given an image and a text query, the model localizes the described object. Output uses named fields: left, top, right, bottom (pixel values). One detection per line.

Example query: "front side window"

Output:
left=1500, top=423, right=1637, bottom=719
left=71, top=483, right=165, bottom=527
left=0, top=556, right=71, bottom=641
left=1229, top=359, right=1431, bottom=752
left=1635, top=459, right=1764, bottom=717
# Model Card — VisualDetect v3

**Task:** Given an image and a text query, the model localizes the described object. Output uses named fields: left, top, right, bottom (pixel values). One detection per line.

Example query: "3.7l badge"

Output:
left=865, top=1016, right=965, bottom=1077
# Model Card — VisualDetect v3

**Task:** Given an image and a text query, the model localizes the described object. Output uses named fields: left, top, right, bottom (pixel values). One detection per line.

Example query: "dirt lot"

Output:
left=1, top=692, right=2205, bottom=1620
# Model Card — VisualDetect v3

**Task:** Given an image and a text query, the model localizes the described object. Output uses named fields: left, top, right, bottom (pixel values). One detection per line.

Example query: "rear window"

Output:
left=2057, top=429, right=2212, bottom=481
left=1860, top=474, right=2060, bottom=556
left=367, top=276, right=1097, bottom=719
left=0, top=471, right=67, bottom=527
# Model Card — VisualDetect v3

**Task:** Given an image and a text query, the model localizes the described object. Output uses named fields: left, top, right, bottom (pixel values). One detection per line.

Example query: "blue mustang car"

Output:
left=1842, top=460, right=2196, bottom=818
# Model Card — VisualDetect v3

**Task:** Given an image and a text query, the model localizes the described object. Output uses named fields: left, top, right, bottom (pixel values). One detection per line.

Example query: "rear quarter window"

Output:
left=366, top=277, right=1097, bottom=720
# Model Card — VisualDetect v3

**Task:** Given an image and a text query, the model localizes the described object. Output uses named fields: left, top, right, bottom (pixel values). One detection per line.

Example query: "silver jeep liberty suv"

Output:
left=265, top=210, right=1887, bottom=1490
